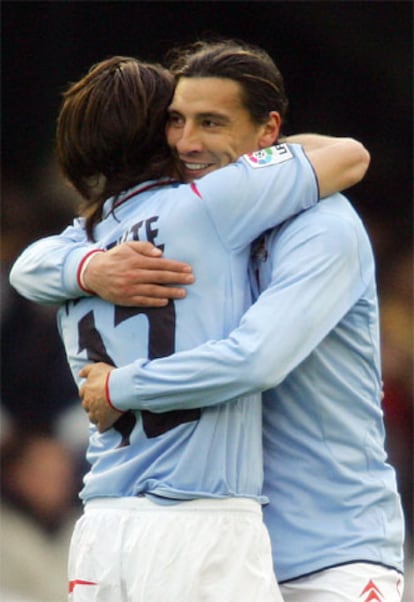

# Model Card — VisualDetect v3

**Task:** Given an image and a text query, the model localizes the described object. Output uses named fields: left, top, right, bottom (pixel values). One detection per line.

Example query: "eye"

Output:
left=203, top=119, right=220, bottom=128
left=167, top=112, right=184, bottom=127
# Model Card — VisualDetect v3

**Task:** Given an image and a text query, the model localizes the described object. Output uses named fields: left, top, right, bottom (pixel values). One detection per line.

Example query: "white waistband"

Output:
left=84, top=496, right=261, bottom=515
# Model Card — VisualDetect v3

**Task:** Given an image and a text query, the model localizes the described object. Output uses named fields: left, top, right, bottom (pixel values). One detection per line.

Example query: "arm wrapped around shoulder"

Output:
left=284, top=134, right=370, bottom=198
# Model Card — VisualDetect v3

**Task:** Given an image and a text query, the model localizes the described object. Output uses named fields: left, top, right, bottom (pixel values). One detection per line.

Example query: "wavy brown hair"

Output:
left=56, top=56, right=175, bottom=239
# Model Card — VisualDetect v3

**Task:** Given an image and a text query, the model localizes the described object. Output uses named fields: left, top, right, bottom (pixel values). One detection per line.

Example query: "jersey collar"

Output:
left=113, top=177, right=178, bottom=210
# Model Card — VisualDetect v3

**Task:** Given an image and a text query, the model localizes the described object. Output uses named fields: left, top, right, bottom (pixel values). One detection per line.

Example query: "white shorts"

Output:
left=68, top=496, right=283, bottom=602
left=280, top=562, right=404, bottom=602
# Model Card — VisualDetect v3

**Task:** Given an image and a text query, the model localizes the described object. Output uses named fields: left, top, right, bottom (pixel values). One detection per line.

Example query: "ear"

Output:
left=257, top=111, right=281, bottom=148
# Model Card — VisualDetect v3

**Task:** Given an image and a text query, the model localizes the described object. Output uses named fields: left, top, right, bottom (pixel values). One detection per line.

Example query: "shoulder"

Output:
left=268, top=193, right=368, bottom=259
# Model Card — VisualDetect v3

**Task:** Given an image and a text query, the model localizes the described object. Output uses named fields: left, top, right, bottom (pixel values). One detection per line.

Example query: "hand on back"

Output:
left=83, top=241, right=195, bottom=307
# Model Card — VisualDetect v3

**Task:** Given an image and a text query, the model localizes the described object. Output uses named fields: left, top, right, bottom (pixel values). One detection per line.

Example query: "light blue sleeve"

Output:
left=9, top=218, right=99, bottom=304
left=109, top=201, right=369, bottom=411
left=9, top=144, right=317, bottom=305
left=195, top=144, right=319, bottom=249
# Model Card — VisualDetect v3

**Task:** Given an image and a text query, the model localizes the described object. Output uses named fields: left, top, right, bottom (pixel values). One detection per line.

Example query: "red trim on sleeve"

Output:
left=190, top=182, right=202, bottom=199
left=105, top=371, right=124, bottom=414
left=77, top=249, right=105, bottom=293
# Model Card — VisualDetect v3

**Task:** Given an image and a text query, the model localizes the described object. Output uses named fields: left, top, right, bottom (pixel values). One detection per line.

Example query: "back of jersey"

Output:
left=57, top=144, right=318, bottom=504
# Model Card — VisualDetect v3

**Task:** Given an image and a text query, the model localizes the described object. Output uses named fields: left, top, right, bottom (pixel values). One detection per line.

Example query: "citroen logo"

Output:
left=359, top=579, right=384, bottom=602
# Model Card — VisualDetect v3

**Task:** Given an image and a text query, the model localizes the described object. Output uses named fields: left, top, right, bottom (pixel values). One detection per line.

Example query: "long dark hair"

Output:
left=56, top=56, right=175, bottom=239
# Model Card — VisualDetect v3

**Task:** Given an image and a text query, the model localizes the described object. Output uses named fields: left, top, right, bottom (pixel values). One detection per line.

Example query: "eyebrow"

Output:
left=167, top=107, right=231, bottom=123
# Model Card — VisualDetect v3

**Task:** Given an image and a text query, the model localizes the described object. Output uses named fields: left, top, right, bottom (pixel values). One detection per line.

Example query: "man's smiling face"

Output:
left=166, top=77, right=278, bottom=182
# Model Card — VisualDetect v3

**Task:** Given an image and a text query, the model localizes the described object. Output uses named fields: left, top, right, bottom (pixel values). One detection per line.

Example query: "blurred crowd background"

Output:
left=1, top=2, right=412, bottom=600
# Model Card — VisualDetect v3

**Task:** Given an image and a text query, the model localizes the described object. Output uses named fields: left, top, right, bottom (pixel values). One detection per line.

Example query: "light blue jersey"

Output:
left=78, top=195, right=404, bottom=579
left=10, top=144, right=318, bottom=506
left=257, top=197, right=405, bottom=580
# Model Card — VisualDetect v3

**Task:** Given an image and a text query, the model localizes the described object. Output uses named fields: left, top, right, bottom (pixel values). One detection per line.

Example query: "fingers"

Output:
left=126, top=296, right=176, bottom=308
left=98, top=241, right=194, bottom=274
left=119, top=268, right=194, bottom=286
left=126, top=241, right=163, bottom=257
left=81, top=399, right=99, bottom=426
left=92, top=287, right=189, bottom=307
left=125, top=284, right=192, bottom=305
left=83, top=408, right=114, bottom=432
left=125, top=243, right=193, bottom=274
left=79, top=364, right=93, bottom=379
left=149, top=269, right=195, bottom=283
left=131, top=269, right=194, bottom=285
left=135, top=258, right=194, bottom=276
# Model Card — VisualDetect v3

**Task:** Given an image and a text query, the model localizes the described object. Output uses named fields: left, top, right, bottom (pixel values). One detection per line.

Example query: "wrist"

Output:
left=77, top=249, right=105, bottom=293
left=104, top=371, right=124, bottom=414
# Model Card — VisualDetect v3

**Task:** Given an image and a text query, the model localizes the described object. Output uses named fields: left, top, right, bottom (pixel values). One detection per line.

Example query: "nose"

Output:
left=175, top=123, right=204, bottom=155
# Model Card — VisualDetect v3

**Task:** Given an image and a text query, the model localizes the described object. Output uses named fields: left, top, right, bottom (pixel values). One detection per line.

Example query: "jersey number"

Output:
left=78, top=304, right=200, bottom=443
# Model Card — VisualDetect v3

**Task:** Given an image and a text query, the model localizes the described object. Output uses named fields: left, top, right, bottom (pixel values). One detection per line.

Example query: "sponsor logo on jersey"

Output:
left=359, top=579, right=384, bottom=601
left=243, top=144, right=293, bottom=168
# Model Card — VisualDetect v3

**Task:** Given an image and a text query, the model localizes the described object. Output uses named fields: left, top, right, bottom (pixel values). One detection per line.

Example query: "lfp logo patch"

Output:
left=244, top=144, right=293, bottom=168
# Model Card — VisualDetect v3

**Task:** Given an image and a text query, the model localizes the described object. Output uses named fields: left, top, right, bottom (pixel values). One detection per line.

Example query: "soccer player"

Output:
left=78, top=42, right=406, bottom=601
left=9, top=43, right=388, bottom=600
left=9, top=53, right=368, bottom=601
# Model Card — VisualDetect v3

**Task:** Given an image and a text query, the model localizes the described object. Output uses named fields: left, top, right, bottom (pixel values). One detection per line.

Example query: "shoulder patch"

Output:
left=243, top=144, right=293, bottom=168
